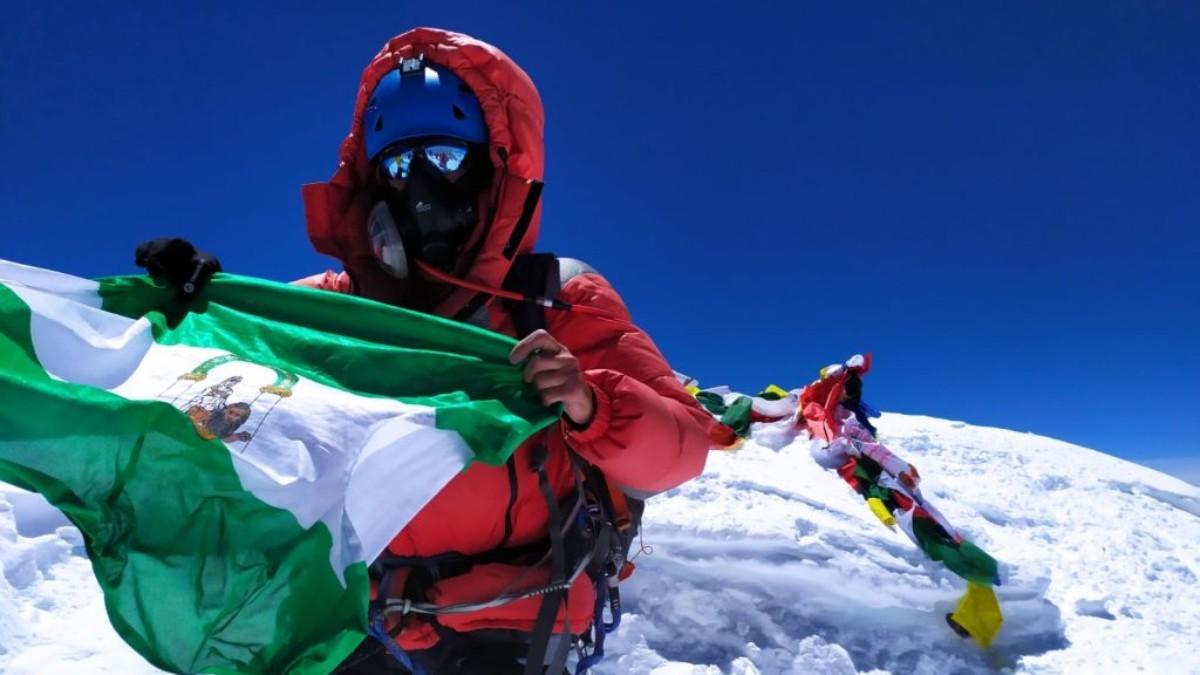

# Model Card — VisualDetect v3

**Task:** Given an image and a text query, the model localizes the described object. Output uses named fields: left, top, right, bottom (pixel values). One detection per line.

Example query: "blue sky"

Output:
left=2, top=3, right=1197, bottom=483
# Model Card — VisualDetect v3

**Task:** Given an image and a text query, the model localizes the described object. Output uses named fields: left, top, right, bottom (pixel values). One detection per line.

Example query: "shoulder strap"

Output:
left=502, top=253, right=559, bottom=338
left=502, top=254, right=596, bottom=338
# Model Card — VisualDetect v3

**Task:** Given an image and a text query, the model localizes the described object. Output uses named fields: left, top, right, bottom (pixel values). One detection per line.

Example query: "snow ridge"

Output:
left=2, top=412, right=1199, bottom=674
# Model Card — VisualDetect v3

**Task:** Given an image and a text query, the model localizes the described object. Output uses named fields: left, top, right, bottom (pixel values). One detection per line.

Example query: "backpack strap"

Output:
left=523, top=443, right=573, bottom=675
left=502, top=254, right=596, bottom=338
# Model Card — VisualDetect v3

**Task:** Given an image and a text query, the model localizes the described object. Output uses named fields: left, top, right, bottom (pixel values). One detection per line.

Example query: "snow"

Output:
left=0, top=485, right=163, bottom=674
left=3, top=412, right=1199, bottom=674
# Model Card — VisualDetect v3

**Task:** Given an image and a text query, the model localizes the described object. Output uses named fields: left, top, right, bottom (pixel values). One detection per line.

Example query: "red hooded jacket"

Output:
left=297, top=28, right=712, bottom=650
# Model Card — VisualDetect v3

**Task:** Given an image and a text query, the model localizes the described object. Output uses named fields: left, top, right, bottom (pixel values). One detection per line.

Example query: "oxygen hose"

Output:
left=414, top=259, right=623, bottom=323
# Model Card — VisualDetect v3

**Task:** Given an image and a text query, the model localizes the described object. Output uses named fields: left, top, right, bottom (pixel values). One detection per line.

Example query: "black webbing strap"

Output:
left=502, top=252, right=560, bottom=338
left=498, top=456, right=519, bottom=549
left=450, top=290, right=491, bottom=323
left=546, top=614, right=573, bottom=675
left=524, top=444, right=568, bottom=675
left=504, top=179, right=545, bottom=260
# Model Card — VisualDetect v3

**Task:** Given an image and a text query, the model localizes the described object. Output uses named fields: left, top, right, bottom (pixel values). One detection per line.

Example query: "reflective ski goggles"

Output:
left=374, top=141, right=470, bottom=192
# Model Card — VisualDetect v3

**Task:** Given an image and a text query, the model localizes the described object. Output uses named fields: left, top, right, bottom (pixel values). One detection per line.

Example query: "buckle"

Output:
left=400, top=56, right=424, bottom=74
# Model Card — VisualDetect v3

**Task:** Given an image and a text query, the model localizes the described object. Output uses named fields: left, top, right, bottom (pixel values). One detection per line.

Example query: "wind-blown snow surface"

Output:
left=2, top=413, right=1199, bottom=674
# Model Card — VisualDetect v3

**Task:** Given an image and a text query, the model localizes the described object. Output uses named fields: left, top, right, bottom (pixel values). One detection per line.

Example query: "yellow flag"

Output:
left=866, top=497, right=896, bottom=528
left=760, top=384, right=789, bottom=399
left=951, top=582, right=1003, bottom=648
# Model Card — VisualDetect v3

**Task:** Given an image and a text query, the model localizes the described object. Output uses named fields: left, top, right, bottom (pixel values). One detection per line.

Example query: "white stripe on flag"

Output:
left=2, top=271, right=154, bottom=389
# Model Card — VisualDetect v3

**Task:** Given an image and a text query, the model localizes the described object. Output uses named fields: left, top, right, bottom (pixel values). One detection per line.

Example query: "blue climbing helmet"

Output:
left=363, top=59, right=488, bottom=162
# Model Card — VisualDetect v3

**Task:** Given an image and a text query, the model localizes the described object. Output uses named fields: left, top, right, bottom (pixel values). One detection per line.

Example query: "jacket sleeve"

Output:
left=547, top=272, right=711, bottom=494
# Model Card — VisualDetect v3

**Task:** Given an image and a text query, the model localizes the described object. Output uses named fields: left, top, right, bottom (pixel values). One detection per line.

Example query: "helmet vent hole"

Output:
left=452, top=105, right=467, bottom=120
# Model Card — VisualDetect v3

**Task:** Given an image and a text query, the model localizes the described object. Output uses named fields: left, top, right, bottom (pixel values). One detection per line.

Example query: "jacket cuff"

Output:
left=563, top=379, right=611, bottom=445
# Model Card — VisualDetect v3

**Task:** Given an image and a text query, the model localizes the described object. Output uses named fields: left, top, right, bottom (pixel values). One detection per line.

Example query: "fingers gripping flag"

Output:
left=0, top=260, right=557, bottom=674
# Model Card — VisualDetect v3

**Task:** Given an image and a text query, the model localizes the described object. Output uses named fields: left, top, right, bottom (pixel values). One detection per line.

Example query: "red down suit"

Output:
left=296, top=27, right=712, bottom=650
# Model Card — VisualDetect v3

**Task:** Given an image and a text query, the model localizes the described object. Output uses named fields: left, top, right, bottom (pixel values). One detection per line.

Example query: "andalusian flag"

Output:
left=0, top=260, right=557, bottom=674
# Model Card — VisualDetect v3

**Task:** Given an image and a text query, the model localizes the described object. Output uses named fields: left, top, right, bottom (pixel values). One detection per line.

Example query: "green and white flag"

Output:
left=0, top=259, right=557, bottom=674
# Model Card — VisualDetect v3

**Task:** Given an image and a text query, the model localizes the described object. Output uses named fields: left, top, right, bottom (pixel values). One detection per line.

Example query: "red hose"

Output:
left=415, top=260, right=616, bottom=319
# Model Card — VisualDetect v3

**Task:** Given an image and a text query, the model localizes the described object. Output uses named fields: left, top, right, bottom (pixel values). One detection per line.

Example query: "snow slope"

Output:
left=0, top=487, right=164, bottom=674
left=3, top=413, right=1199, bottom=674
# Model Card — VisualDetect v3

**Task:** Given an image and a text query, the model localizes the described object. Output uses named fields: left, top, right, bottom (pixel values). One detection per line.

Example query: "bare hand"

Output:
left=509, top=329, right=596, bottom=427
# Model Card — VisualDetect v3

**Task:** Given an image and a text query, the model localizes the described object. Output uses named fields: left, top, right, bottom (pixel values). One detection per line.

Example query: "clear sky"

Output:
left=2, top=3, right=1197, bottom=483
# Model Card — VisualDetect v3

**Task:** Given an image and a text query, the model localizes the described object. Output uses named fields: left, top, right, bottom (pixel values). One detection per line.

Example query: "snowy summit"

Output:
left=2, top=411, right=1198, bottom=674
